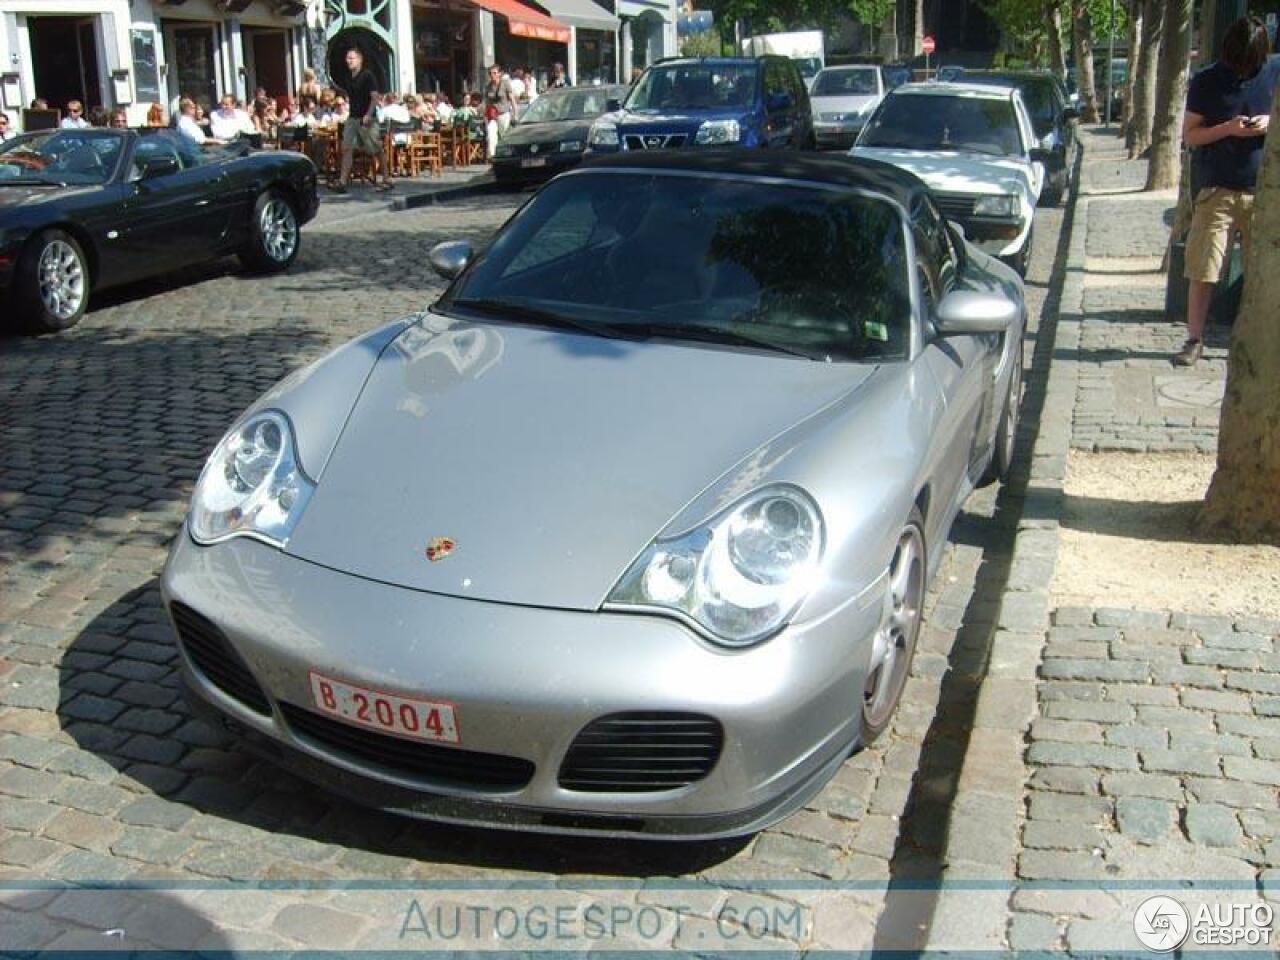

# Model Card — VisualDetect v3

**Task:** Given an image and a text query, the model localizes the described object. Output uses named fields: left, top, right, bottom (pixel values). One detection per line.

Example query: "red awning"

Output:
left=469, top=0, right=571, bottom=44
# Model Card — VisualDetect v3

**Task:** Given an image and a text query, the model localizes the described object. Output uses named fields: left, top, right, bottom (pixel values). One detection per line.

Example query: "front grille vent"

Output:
left=558, top=712, right=723, bottom=792
left=934, top=194, right=976, bottom=221
left=170, top=603, right=271, bottom=715
left=280, top=703, right=535, bottom=790
left=624, top=133, right=688, bottom=150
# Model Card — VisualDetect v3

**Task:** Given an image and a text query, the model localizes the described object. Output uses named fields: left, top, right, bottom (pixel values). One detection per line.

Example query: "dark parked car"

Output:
left=492, top=84, right=628, bottom=185
left=964, top=70, right=1078, bottom=206
left=588, top=56, right=814, bottom=152
left=0, top=127, right=318, bottom=334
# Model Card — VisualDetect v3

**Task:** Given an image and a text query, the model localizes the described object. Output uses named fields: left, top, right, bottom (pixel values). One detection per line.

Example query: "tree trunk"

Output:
left=1144, top=0, right=1191, bottom=190
left=1047, top=2, right=1069, bottom=79
left=1199, top=84, right=1280, bottom=542
left=1072, top=1, right=1100, bottom=123
left=1126, top=0, right=1162, bottom=157
left=880, top=8, right=899, bottom=62
left=913, top=0, right=925, bottom=56
left=1121, top=0, right=1142, bottom=133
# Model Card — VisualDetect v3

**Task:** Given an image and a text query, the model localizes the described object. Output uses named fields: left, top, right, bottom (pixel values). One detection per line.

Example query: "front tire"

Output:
left=980, top=343, right=1023, bottom=487
left=1002, top=223, right=1032, bottom=277
left=860, top=510, right=926, bottom=744
left=239, top=189, right=300, bottom=274
left=15, top=229, right=89, bottom=335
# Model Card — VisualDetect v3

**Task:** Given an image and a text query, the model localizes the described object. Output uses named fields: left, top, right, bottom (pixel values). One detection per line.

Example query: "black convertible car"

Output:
left=0, top=127, right=318, bottom=334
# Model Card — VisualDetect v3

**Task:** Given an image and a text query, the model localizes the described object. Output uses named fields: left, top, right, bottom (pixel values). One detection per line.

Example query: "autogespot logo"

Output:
left=1134, top=896, right=1191, bottom=952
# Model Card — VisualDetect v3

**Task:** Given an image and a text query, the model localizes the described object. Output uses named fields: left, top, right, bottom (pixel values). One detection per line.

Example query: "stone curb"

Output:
left=922, top=137, right=1092, bottom=951
left=389, top=176, right=501, bottom=211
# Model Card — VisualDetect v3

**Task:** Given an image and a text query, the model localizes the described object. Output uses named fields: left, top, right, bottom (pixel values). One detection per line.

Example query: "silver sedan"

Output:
left=162, top=151, right=1025, bottom=840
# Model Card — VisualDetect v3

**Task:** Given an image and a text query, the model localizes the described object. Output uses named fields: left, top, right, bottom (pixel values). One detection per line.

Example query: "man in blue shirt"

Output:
left=1175, top=17, right=1273, bottom=366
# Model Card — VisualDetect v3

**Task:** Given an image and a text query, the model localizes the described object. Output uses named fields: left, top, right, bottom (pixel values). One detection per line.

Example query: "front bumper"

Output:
left=161, top=534, right=880, bottom=839
left=813, top=123, right=863, bottom=150
left=491, top=152, right=584, bottom=182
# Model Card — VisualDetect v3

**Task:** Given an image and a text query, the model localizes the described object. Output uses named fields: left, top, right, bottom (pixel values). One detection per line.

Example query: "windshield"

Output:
left=443, top=172, right=911, bottom=362
left=626, top=64, right=759, bottom=111
left=0, top=130, right=124, bottom=185
left=860, top=93, right=1023, bottom=156
left=518, top=87, right=624, bottom=123
left=968, top=75, right=1058, bottom=129
left=793, top=57, right=821, bottom=80
left=812, top=68, right=879, bottom=97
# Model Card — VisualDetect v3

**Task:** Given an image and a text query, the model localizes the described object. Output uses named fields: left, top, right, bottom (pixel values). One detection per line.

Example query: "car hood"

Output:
left=811, top=94, right=879, bottom=115
left=851, top=146, right=1031, bottom=194
left=0, top=183, right=81, bottom=209
left=616, top=109, right=747, bottom=133
left=285, top=313, right=871, bottom=611
left=502, top=118, right=592, bottom=145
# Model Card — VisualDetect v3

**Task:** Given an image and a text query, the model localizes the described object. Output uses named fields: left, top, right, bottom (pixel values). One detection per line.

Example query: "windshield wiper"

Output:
left=622, top=321, right=825, bottom=360
left=448, top=297, right=631, bottom=340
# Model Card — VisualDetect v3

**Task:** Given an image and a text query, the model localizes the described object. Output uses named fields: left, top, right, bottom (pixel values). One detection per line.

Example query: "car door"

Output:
left=117, top=132, right=230, bottom=276
left=762, top=59, right=796, bottom=147
left=914, top=196, right=992, bottom=526
left=1012, top=93, right=1045, bottom=200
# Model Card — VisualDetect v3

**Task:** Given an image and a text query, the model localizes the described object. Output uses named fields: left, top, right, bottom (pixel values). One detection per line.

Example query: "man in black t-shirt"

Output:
left=1174, top=17, right=1273, bottom=366
left=333, top=46, right=391, bottom=193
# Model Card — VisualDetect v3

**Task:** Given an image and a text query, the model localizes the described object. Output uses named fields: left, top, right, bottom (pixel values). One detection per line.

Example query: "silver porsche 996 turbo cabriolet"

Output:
left=162, top=150, right=1025, bottom=840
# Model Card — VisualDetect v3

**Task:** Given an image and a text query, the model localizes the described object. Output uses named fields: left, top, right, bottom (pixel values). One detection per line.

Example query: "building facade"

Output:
left=0, top=0, right=674, bottom=132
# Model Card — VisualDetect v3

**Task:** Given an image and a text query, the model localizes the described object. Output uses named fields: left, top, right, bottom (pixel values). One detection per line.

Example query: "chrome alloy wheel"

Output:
left=38, top=240, right=85, bottom=321
left=862, top=524, right=924, bottom=730
left=1002, top=354, right=1023, bottom=470
left=260, top=198, right=298, bottom=263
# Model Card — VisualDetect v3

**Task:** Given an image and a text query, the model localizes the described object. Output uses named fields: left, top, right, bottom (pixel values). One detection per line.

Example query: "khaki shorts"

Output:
left=342, top=118, right=383, bottom=155
left=1184, top=187, right=1253, bottom=284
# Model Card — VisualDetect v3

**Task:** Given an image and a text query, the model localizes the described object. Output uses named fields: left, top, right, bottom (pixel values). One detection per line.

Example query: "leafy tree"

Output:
left=680, top=32, right=724, bottom=57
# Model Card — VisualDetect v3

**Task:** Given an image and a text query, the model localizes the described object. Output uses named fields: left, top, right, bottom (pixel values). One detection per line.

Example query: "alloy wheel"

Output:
left=38, top=240, right=85, bottom=321
left=863, top=524, right=924, bottom=731
left=260, top=198, right=298, bottom=263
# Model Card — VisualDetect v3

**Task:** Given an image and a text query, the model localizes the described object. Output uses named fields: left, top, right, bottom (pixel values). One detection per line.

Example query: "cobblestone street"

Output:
left=1, top=185, right=1064, bottom=950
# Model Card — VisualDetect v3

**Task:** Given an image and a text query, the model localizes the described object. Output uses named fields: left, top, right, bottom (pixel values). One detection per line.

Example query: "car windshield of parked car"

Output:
left=518, top=87, right=621, bottom=123
left=793, top=57, right=821, bottom=81
left=443, top=171, right=911, bottom=362
left=0, top=130, right=124, bottom=185
left=861, top=93, right=1022, bottom=156
left=812, top=68, right=879, bottom=96
left=626, top=64, right=759, bottom=111
left=968, top=75, right=1058, bottom=131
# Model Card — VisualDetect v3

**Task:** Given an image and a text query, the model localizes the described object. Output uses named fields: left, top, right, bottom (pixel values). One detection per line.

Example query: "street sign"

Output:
left=921, top=35, right=936, bottom=55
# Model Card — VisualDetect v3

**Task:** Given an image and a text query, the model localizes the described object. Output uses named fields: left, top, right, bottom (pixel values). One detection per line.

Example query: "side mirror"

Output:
left=606, top=97, right=622, bottom=112
left=934, top=290, right=1017, bottom=335
left=1062, top=106, right=1079, bottom=121
left=429, top=240, right=474, bottom=281
left=138, top=154, right=180, bottom=179
left=1029, top=147, right=1052, bottom=166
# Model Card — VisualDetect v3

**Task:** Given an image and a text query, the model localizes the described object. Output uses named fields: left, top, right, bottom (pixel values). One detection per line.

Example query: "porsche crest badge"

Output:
left=426, top=537, right=456, bottom=562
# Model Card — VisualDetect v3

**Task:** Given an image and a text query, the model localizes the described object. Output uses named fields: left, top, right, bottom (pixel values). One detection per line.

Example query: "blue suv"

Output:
left=588, top=56, right=815, bottom=152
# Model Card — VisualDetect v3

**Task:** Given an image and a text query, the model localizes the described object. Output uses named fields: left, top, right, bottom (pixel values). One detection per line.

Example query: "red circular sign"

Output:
left=922, top=35, right=936, bottom=55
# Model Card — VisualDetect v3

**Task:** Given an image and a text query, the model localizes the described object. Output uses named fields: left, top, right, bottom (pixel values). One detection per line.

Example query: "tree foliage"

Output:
left=982, top=0, right=1127, bottom=67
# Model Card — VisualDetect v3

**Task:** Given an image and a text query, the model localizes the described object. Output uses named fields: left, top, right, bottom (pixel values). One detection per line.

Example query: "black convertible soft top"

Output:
left=580, top=148, right=929, bottom=208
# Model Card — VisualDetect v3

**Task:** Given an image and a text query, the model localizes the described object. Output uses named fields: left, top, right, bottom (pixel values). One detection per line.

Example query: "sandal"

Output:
left=327, top=181, right=349, bottom=194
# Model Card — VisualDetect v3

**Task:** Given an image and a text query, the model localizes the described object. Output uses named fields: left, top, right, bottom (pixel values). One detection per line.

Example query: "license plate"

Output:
left=309, top=671, right=459, bottom=744
left=521, top=157, right=548, bottom=167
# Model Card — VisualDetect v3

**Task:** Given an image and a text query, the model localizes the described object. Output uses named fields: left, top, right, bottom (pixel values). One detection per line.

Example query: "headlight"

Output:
left=974, top=194, right=1018, bottom=216
left=189, top=410, right=315, bottom=547
left=588, top=122, right=618, bottom=146
left=694, top=119, right=741, bottom=145
left=606, top=486, right=824, bottom=646
left=493, top=144, right=514, bottom=158
left=559, top=140, right=584, bottom=153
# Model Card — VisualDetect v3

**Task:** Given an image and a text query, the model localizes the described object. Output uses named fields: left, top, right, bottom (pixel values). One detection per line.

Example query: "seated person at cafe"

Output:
left=435, top=93, right=454, bottom=125
left=175, top=97, right=220, bottom=147
left=378, top=92, right=412, bottom=126
left=293, top=98, right=320, bottom=127
left=61, top=100, right=90, bottom=129
left=146, top=103, right=166, bottom=127
left=209, top=94, right=254, bottom=140
left=108, top=109, right=128, bottom=129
